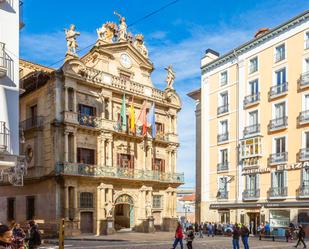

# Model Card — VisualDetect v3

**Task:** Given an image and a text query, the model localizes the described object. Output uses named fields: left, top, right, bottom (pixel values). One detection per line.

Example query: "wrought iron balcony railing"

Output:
left=268, top=187, right=287, bottom=198
left=268, top=152, right=288, bottom=164
left=268, top=82, right=288, bottom=99
left=298, top=110, right=309, bottom=125
left=299, top=148, right=309, bottom=161
left=297, top=185, right=309, bottom=198
left=268, top=116, right=288, bottom=131
left=217, top=190, right=228, bottom=200
left=0, top=121, right=10, bottom=152
left=243, top=124, right=260, bottom=137
left=78, top=113, right=101, bottom=128
left=19, top=116, right=44, bottom=130
left=242, top=189, right=260, bottom=200
left=217, top=104, right=229, bottom=115
left=55, top=162, right=184, bottom=184
left=298, top=72, right=309, bottom=89
left=217, top=132, right=229, bottom=143
left=243, top=93, right=260, bottom=107
left=217, top=162, right=229, bottom=172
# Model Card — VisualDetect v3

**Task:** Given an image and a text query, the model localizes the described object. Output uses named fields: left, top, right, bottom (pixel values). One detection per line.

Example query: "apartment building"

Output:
left=0, top=0, right=25, bottom=185
left=189, top=10, right=309, bottom=234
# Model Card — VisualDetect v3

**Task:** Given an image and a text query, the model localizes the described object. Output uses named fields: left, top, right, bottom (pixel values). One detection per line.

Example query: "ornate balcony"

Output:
left=55, top=162, right=184, bottom=184
left=217, top=104, right=229, bottom=115
left=217, top=132, right=229, bottom=143
left=299, top=148, right=309, bottom=161
left=268, top=187, right=287, bottom=199
left=242, top=189, right=260, bottom=200
left=0, top=121, right=9, bottom=152
left=268, top=117, right=288, bottom=132
left=298, top=72, right=309, bottom=90
left=297, top=110, right=309, bottom=125
left=243, top=124, right=260, bottom=137
left=19, top=116, right=44, bottom=131
left=297, top=185, right=309, bottom=198
left=268, top=82, right=288, bottom=100
left=217, top=190, right=228, bottom=200
left=268, top=152, right=288, bottom=165
left=217, top=162, right=229, bottom=172
left=243, top=93, right=260, bottom=108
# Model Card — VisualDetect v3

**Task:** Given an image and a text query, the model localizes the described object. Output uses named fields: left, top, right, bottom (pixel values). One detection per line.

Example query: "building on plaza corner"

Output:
left=0, top=14, right=183, bottom=236
left=189, top=10, right=309, bottom=235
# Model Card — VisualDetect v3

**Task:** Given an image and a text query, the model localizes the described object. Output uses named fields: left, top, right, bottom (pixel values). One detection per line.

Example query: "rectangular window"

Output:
left=240, top=137, right=262, bottom=159
left=276, top=68, right=286, bottom=85
left=7, top=198, right=15, bottom=221
left=249, top=110, right=258, bottom=126
left=218, top=177, right=227, bottom=191
left=275, top=137, right=286, bottom=153
left=275, top=44, right=285, bottom=62
left=249, top=79, right=259, bottom=95
left=80, top=192, right=94, bottom=208
left=219, top=120, right=228, bottom=134
left=26, top=196, right=35, bottom=220
left=117, top=153, right=134, bottom=169
left=220, top=71, right=228, bottom=86
left=77, top=148, right=95, bottom=165
left=247, top=174, right=258, bottom=190
left=305, top=58, right=309, bottom=72
left=305, top=132, right=309, bottom=149
left=155, top=122, right=164, bottom=134
left=249, top=57, right=258, bottom=74
left=152, top=158, right=165, bottom=172
left=153, top=195, right=162, bottom=209
left=274, top=102, right=286, bottom=119
left=220, top=149, right=228, bottom=163
left=220, top=92, right=228, bottom=106
left=304, top=94, right=309, bottom=111
left=79, top=104, right=96, bottom=116
left=303, top=168, right=309, bottom=186
left=274, top=171, right=285, bottom=188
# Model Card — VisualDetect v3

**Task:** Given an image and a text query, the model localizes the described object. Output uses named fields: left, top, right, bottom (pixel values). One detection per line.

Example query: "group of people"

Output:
left=0, top=221, right=41, bottom=249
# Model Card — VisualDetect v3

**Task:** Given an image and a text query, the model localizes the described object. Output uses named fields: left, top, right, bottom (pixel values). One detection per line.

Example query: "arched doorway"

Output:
left=114, top=194, right=134, bottom=230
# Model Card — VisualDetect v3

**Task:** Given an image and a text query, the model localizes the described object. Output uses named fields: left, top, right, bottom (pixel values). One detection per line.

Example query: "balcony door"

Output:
left=249, top=111, right=258, bottom=126
left=275, top=137, right=286, bottom=154
left=276, top=68, right=286, bottom=86
left=220, top=149, right=228, bottom=164
left=275, top=102, right=286, bottom=121
left=305, top=58, right=309, bottom=73
left=220, top=120, right=228, bottom=135
left=246, top=174, right=258, bottom=191
left=219, top=177, right=228, bottom=192
left=249, top=79, right=258, bottom=95
left=117, top=153, right=134, bottom=169
left=220, top=92, right=228, bottom=107
left=272, top=171, right=286, bottom=189
left=79, top=104, right=96, bottom=117
left=302, top=168, right=309, bottom=186
left=77, top=148, right=95, bottom=165
left=152, top=158, right=165, bottom=172
left=305, top=132, right=309, bottom=149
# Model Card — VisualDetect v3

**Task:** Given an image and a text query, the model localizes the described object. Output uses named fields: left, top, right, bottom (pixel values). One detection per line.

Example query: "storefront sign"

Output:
left=269, top=210, right=290, bottom=228
left=242, top=162, right=309, bottom=175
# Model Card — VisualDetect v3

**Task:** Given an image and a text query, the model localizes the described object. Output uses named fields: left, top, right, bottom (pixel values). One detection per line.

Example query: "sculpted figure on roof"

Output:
left=114, top=11, right=127, bottom=42
left=134, top=34, right=148, bottom=58
left=64, top=24, right=80, bottom=55
left=165, top=65, right=176, bottom=89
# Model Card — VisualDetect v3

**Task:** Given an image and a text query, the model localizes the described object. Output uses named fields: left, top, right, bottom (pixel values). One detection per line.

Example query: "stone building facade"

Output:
left=0, top=18, right=183, bottom=236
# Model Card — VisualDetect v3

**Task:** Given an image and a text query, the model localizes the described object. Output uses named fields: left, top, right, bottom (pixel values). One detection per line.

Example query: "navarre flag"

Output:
left=137, top=102, right=147, bottom=136
left=120, top=94, right=127, bottom=131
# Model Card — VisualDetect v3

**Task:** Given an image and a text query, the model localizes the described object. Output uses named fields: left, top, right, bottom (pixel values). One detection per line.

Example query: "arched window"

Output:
left=80, top=192, right=93, bottom=208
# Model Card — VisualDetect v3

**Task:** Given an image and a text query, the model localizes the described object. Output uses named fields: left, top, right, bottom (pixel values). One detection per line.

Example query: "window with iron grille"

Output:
left=153, top=195, right=162, bottom=209
left=80, top=192, right=94, bottom=208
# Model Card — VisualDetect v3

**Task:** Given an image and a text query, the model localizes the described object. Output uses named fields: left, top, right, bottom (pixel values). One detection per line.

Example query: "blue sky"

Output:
left=20, top=1, right=309, bottom=188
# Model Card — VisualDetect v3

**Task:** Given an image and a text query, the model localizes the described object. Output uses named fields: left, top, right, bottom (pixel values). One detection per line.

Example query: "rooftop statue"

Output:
left=134, top=34, right=148, bottom=58
left=114, top=11, right=127, bottom=42
left=165, top=65, right=176, bottom=89
left=64, top=24, right=80, bottom=56
left=96, top=24, right=107, bottom=41
left=96, top=22, right=117, bottom=44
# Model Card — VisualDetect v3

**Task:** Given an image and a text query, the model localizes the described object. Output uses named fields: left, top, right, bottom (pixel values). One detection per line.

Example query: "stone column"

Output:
left=146, top=144, right=152, bottom=171
left=64, top=186, right=69, bottom=219
left=64, top=131, right=69, bottom=162
left=73, top=187, right=78, bottom=220
left=106, top=139, right=113, bottom=167
left=97, top=185, right=106, bottom=235
left=108, top=98, right=112, bottom=120
left=64, top=87, right=68, bottom=111
left=73, top=89, right=77, bottom=112
left=100, top=138, right=106, bottom=166
left=73, top=133, right=77, bottom=163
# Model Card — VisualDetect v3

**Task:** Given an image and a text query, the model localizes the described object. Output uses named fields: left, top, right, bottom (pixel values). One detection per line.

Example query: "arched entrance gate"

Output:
left=114, top=194, right=134, bottom=230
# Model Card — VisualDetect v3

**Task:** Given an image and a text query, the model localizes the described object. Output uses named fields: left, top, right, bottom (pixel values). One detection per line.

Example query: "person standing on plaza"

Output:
left=28, top=221, right=41, bottom=249
left=199, top=223, right=203, bottom=238
left=295, top=225, right=307, bottom=248
left=172, top=222, right=184, bottom=249
left=0, top=225, right=13, bottom=249
left=207, top=222, right=213, bottom=237
left=241, top=225, right=250, bottom=249
left=232, top=224, right=240, bottom=249
left=185, top=225, right=195, bottom=249
left=264, top=222, right=270, bottom=237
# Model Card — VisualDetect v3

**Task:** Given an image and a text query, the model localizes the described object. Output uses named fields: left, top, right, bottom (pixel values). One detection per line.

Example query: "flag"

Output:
left=129, top=97, right=135, bottom=134
left=120, top=94, right=127, bottom=131
left=147, top=103, right=156, bottom=138
left=137, top=102, right=147, bottom=136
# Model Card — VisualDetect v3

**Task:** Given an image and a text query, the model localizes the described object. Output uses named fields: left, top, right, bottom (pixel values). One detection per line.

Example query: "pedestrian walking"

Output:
left=241, top=225, right=250, bottom=249
left=28, top=221, right=41, bottom=249
left=171, top=222, right=184, bottom=249
left=199, top=223, right=203, bottom=238
left=264, top=222, right=270, bottom=237
left=12, top=223, right=25, bottom=249
left=207, top=222, right=214, bottom=237
left=295, top=225, right=307, bottom=248
left=232, top=224, right=240, bottom=249
left=185, top=225, right=195, bottom=249
left=0, top=225, right=13, bottom=249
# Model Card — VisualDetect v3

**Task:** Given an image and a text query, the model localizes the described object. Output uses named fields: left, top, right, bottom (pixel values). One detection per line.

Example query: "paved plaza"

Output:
left=41, top=232, right=302, bottom=249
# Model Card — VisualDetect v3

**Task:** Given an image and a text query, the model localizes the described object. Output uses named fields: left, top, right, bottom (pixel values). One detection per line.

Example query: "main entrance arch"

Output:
left=114, top=194, right=134, bottom=230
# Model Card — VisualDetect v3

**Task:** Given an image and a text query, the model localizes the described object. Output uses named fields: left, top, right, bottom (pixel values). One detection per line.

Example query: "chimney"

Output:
left=201, top=49, right=220, bottom=67
left=254, top=28, right=270, bottom=38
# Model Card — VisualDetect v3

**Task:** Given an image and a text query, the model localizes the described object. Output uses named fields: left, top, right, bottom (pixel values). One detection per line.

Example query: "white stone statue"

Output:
left=133, top=34, right=148, bottom=58
left=165, top=65, right=176, bottom=89
left=97, top=24, right=107, bottom=41
left=145, top=201, right=152, bottom=218
left=64, top=24, right=80, bottom=55
left=114, top=11, right=127, bottom=42
left=105, top=201, right=114, bottom=217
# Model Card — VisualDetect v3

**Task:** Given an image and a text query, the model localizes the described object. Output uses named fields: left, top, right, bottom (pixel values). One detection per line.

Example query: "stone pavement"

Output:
left=42, top=232, right=302, bottom=248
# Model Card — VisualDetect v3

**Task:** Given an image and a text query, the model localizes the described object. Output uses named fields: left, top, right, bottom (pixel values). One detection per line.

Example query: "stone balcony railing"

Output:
left=55, top=162, right=184, bottom=184
left=242, top=189, right=260, bottom=200
left=19, top=116, right=44, bottom=131
left=268, top=187, right=287, bottom=199
left=80, top=67, right=166, bottom=102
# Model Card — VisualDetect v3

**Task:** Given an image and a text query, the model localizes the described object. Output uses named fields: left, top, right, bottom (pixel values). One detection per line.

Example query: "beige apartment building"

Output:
left=189, top=10, right=309, bottom=234
left=0, top=16, right=183, bottom=236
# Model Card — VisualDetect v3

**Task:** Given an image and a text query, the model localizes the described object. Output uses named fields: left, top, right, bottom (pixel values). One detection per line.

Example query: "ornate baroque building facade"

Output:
left=190, top=10, right=309, bottom=234
left=0, top=16, right=183, bottom=235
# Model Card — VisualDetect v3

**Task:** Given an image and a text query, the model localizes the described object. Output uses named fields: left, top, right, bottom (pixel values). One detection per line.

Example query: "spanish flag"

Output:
left=129, top=98, right=135, bottom=134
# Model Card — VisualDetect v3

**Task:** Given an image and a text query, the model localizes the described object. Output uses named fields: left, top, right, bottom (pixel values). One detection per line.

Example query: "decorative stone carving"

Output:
left=114, top=11, right=127, bottom=42
left=133, top=34, right=148, bottom=58
left=96, top=24, right=107, bottom=41
left=105, top=201, right=114, bottom=217
left=64, top=24, right=80, bottom=56
left=97, top=22, right=118, bottom=44
left=145, top=200, right=152, bottom=218
left=165, top=65, right=175, bottom=89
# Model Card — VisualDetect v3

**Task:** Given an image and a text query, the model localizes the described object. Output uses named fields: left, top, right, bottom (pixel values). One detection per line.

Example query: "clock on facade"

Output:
left=120, top=53, right=132, bottom=69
